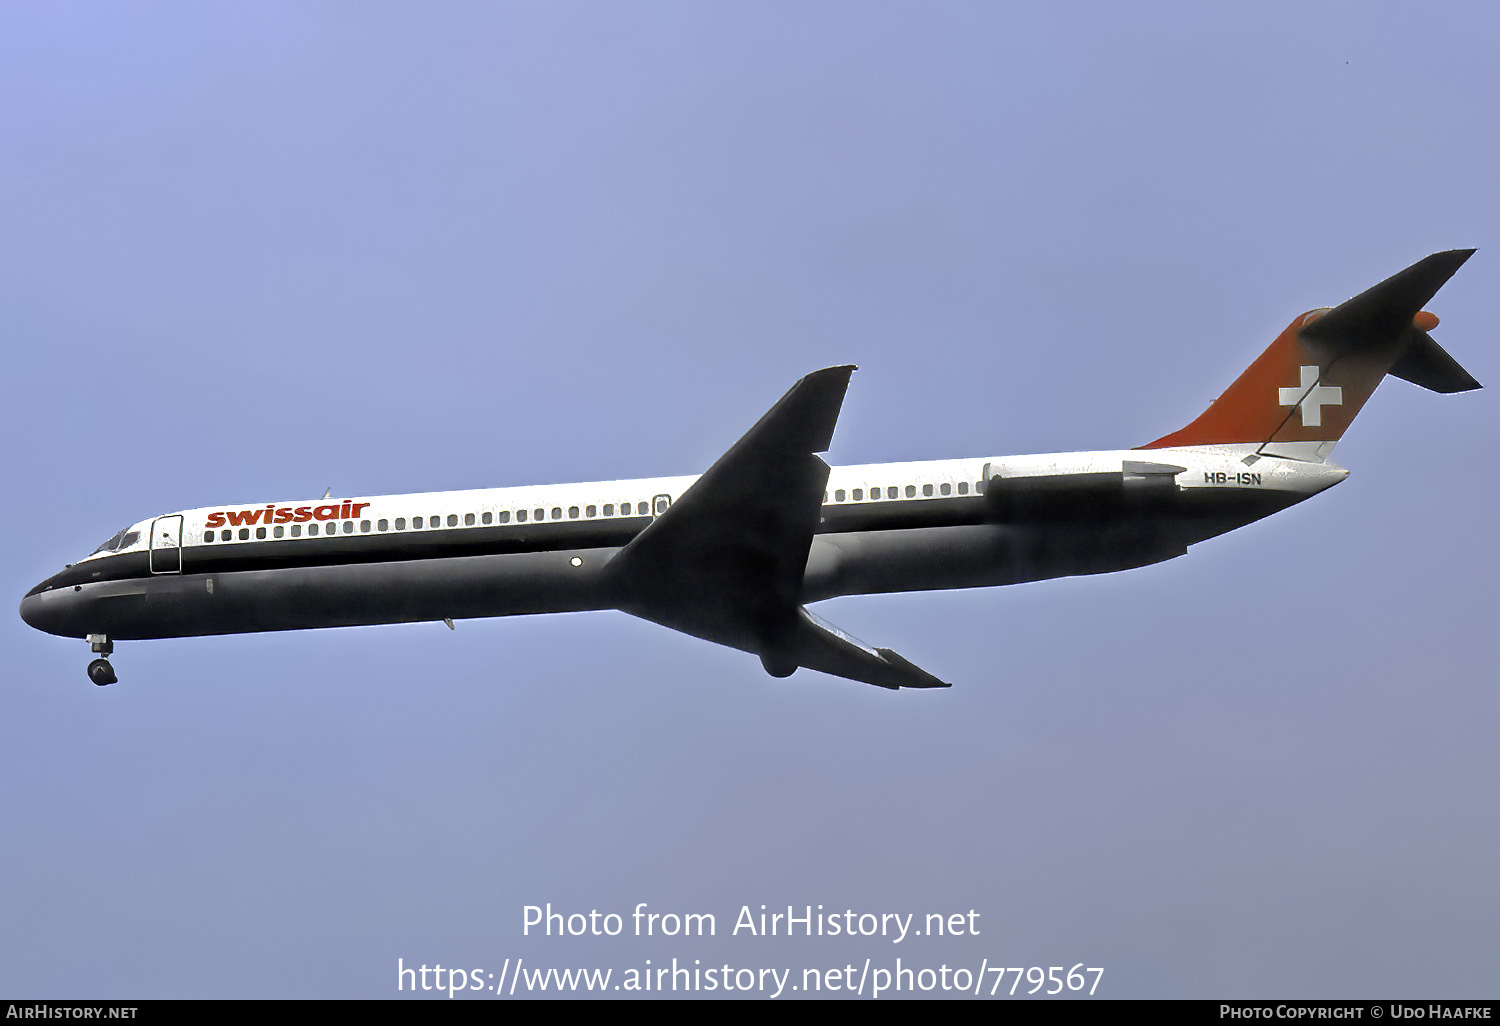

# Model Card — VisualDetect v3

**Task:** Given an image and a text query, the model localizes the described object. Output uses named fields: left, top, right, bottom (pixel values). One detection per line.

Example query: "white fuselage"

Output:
left=20, top=445, right=1345, bottom=644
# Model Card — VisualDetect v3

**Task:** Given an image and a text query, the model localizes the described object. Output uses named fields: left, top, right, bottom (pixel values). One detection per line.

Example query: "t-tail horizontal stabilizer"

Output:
left=1387, top=329, right=1481, bottom=393
left=608, top=365, right=950, bottom=689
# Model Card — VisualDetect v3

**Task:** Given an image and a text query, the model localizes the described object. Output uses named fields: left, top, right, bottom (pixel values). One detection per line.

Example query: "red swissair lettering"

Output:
left=205, top=502, right=371, bottom=528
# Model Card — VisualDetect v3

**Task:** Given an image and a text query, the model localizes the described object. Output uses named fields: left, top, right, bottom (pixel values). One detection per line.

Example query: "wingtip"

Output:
left=874, top=647, right=951, bottom=689
left=812, top=363, right=857, bottom=379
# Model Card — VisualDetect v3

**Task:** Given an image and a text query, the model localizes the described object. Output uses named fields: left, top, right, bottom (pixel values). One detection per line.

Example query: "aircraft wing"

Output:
left=786, top=608, right=949, bottom=690
left=608, top=365, right=949, bottom=690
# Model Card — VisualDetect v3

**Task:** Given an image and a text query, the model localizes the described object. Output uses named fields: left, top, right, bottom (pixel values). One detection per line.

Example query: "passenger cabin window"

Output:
left=378, top=519, right=389, bottom=531
left=274, top=526, right=284, bottom=538
left=395, top=518, right=406, bottom=530
left=568, top=506, right=579, bottom=519
left=239, top=528, right=250, bottom=540
left=361, top=521, right=371, bottom=532
left=291, top=525, right=302, bottom=537
left=446, top=514, right=456, bottom=527
left=465, top=513, right=475, bottom=527
left=603, top=504, right=614, bottom=516
left=482, top=512, right=492, bottom=525
left=551, top=507, right=562, bottom=520
left=871, top=487, right=881, bottom=499
left=586, top=505, right=597, bottom=517
left=957, top=482, right=968, bottom=495
left=906, top=485, right=916, bottom=498
left=940, top=483, right=951, bottom=495
left=535, top=508, right=545, bottom=521
left=835, top=490, right=846, bottom=501
left=852, top=489, right=863, bottom=501
left=343, top=521, right=354, bottom=533
left=499, top=511, right=510, bottom=523
left=922, top=484, right=933, bottom=497
left=412, top=516, right=423, bottom=529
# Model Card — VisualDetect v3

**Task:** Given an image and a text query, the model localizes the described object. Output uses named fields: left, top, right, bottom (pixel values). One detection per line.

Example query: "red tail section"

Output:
left=1141, top=251, right=1478, bottom=454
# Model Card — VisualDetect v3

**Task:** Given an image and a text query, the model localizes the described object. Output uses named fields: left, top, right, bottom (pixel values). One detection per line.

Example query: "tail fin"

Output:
left=1140, top=250, right=1479, bottom=460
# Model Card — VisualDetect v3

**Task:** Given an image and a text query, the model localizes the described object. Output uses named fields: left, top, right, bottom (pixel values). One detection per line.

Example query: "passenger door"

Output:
left=149, top=515, right=183, bottom=574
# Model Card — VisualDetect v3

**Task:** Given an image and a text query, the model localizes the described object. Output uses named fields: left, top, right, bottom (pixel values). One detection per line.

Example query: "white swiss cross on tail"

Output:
left=1278, top=365, right=1343, bottom=428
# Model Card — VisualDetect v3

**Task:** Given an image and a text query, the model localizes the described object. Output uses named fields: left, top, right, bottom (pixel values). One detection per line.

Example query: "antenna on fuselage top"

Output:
left=322, top=487, right=331, bottom=499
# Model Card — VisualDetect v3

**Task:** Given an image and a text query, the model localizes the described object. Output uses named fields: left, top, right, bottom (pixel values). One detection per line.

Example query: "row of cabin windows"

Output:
left=824, top=480, right=980, bottom=503
left=201, top=480, right=987, bottom=544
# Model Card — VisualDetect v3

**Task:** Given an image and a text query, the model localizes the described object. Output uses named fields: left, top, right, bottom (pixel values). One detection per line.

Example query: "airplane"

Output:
left=20, top=251, right=1482, bottom=690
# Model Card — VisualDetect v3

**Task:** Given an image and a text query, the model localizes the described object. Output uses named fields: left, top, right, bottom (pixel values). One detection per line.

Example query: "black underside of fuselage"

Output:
left=21, top=489, right=1302, bottom=642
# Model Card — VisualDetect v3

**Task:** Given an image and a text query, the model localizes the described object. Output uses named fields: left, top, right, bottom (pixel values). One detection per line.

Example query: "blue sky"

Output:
left=2, top=1, right=1495, bottom=999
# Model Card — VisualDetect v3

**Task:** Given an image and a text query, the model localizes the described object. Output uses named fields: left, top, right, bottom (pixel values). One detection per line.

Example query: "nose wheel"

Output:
left=86, top=634, right=116, bottom=686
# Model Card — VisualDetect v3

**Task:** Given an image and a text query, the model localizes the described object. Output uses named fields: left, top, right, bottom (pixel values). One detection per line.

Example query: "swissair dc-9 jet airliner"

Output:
left=21, top=251, right=1482, bottom=689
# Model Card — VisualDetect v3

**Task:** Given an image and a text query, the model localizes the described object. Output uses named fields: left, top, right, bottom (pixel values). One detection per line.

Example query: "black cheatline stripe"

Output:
left=33, top=497, right=998, bottom=593
left=187, top=519, right=651, bottom=576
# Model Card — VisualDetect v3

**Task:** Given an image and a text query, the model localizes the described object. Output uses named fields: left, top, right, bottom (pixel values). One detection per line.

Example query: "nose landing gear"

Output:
left=86, top=634, right=116, bottom=686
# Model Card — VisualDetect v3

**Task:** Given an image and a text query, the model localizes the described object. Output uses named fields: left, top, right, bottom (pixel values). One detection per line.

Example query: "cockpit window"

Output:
left=90, top=529, right=128, bottom=555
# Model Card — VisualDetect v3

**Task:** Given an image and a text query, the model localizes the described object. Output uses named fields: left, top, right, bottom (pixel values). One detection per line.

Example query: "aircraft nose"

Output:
left=20, top=583, right=76, bottom=638
left=20, top=591, right=45, bottom=630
